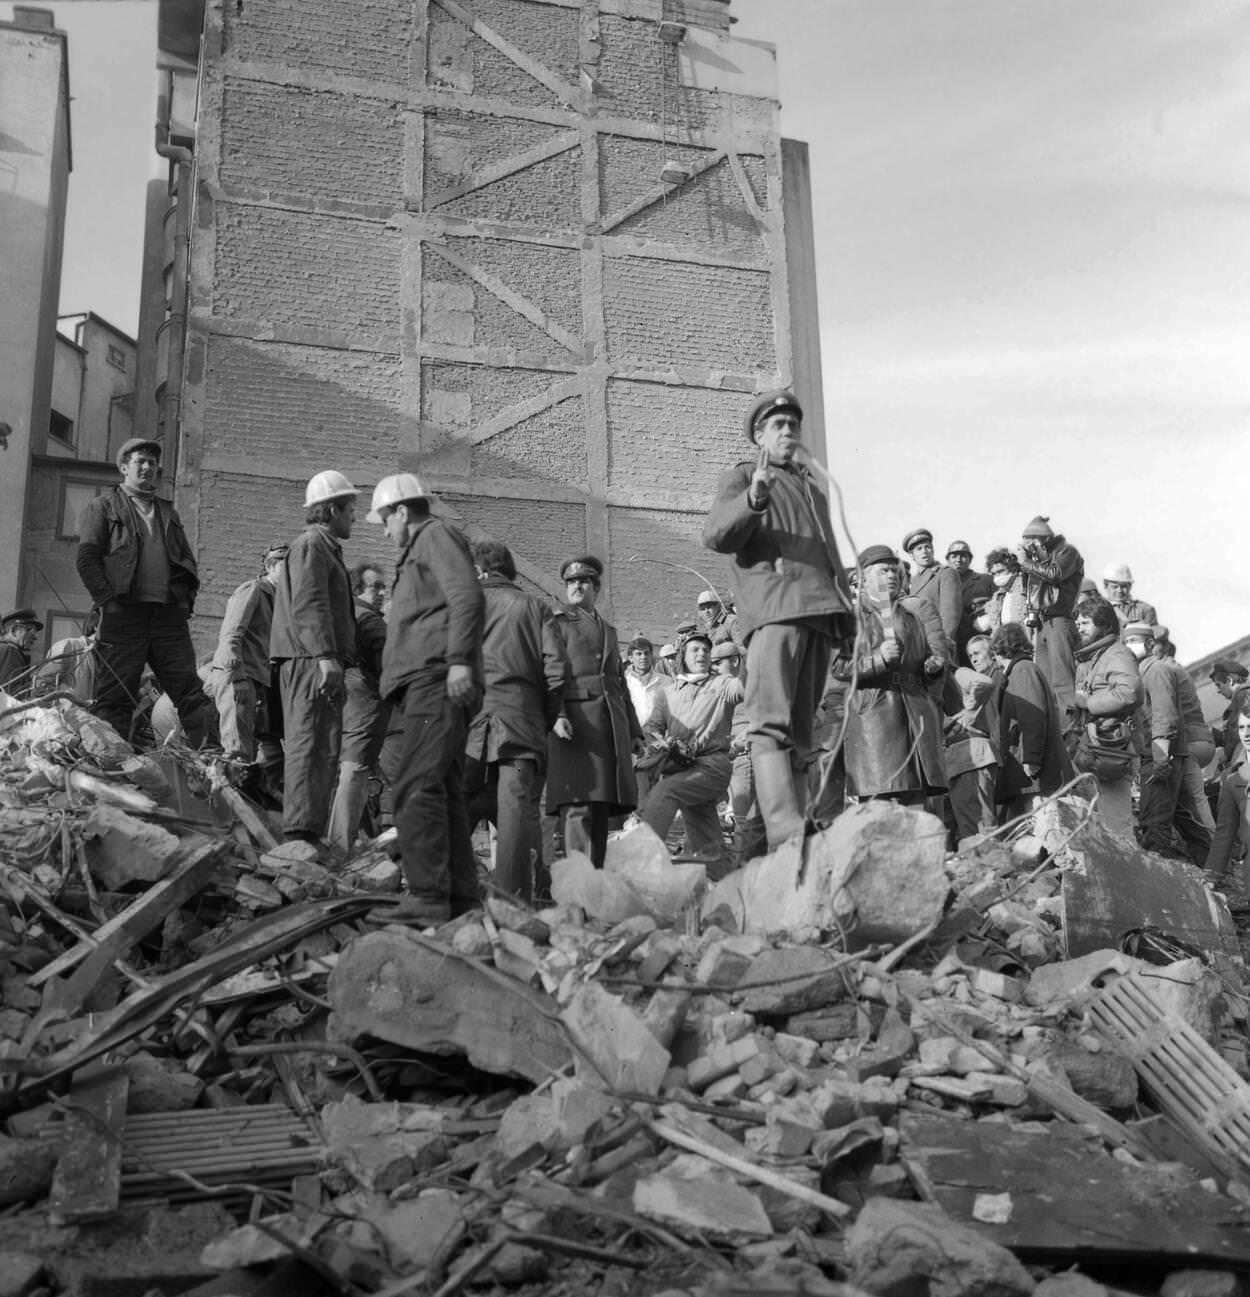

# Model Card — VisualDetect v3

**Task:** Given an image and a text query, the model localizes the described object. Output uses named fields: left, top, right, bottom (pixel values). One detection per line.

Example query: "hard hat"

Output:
left=1102, top=561, right=1133, bottom=584
left=367, top=472, right=428, bottom=523
left=303, top=470, right=358, bottom=508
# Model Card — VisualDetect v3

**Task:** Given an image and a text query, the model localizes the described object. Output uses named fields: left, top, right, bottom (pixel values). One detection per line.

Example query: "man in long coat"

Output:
left=834, top=546, right=947, bottom=803
left=546, top=555, right=642, bottom=868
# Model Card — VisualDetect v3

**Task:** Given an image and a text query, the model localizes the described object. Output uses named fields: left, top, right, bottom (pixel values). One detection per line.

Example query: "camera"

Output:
left=1025, top=610, right=1043, bottom=630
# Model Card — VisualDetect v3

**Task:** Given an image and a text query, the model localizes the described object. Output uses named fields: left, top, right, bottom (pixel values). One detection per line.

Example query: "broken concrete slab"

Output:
left=339, top=1189, right=464, bottom=1271
left=81, top=804, right=181, bottom=890
left=845, top=1197, right=1035, bottom=1297
left=1024, top=949, right=1147, bottom=1009
left=562, top=982, right=670, bottom=1095
left=1044, top=1042, right=1137, bottom=1111
left=327, top=929, right=571, bottom=1084
left=124, top=1050, right=204, bottom=1113
left=0, top=1252, right=43, bottom=1297
left=634, top=1167, right=773, bottom=1244
left=320, top=1095, right=449, bottom=1193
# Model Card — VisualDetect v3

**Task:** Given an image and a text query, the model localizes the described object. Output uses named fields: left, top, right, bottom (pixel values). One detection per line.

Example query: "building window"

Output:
left=106, top=344, right=128, bottom=373
left=58, top=481, right=107, bottom=541
left=45, top=612, right=90, bottom=655
left=49, top=410, right=74, bottom=445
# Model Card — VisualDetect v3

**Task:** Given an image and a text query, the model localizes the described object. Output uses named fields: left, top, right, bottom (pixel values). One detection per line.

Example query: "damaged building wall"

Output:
left=176, top=0, right=821, bottom=644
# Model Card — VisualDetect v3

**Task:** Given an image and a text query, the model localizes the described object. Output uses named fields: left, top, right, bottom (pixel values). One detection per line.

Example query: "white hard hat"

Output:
left=303, top=470, right=358, bottom=508
left=367, top=472, right=429, bottom=523
left=1102, top=561, right=1133, bottom=585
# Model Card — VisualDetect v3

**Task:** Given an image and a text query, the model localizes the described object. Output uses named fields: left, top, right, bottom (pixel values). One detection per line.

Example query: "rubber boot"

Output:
left=732, top=813, right=768, bottom=868
left=752, top=748, right=804, bottom=849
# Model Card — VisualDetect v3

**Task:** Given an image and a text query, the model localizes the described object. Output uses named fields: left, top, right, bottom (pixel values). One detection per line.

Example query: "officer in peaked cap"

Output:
left=0, top=608, right=43, bottom=696
left=704, top=388, right=854, bottom=854
left=559, top=555, right=603, bottom=583
left=547, top=553, right=642, bottom=868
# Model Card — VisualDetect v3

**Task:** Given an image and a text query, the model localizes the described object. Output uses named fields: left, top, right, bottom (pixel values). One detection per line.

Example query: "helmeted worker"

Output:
left=1123, top=620, right=1212, bottom=867
left=703, top=390, right=854, bottom=848
left=75, top=437, right=218, bottom=748
left=371, top=473, right=485, bottom=923
left=546, top=555, right=643, bottom=867
left=268, top=470, right=358, bottom=848
left=1101, top=562, right=1159, bottom=632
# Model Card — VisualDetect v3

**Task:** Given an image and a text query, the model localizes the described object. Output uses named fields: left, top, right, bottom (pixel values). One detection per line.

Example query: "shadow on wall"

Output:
left=188, top=350, right=734, bottom=653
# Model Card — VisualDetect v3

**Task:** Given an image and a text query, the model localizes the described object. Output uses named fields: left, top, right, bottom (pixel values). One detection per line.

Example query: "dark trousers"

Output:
left=1139, top=757, right=1212, bottom=868
left=467, top=757, right=542, bottom=903
left=380, top=674, right=480, bottom=913
left=559, top=803, right=610, bottom=869
left=94, top=601, right=217, bottom=748
left=1035, top=617, right=1076, bottom=713
left=641, top=753, right=732, bottom=859
left=279, top=658, right=343, bottom=839
left=745, top=621, right=832, bottom=760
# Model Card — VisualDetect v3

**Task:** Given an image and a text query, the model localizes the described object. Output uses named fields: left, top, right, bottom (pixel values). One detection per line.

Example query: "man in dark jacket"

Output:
left=372, top=474, right=485, bottom=923
left=1124, top=621, right=1212, bottom=867
left=703, top=391, right=854, bottom=848
left=326, top=561, right=390, bottom=855
left=75, top=437, right=217, bottom=748
left=546, top=555, right=642, bottom=868
left=466, top=540, right=568, bottom=902
left=946, top=540, right=994, bottom=658
left=269, top=470, right=358, bottom=847
left=1211, top=659, right=1250, bottom=767
left=901, top=529, right=962, bottom=660
left=0, top=609, right=42, bottom=697
left=1016, top=515, right=1084, bottom=712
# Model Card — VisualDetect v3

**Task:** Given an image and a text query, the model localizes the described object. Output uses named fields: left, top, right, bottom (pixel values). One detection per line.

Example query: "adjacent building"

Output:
left=0, top=6, right=71, bottom=614
left=150, top=0, right=825, bottom=647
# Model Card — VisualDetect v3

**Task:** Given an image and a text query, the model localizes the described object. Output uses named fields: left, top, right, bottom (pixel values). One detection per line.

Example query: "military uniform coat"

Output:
left=834, top=599, right=947, bottom=797
left=546, top=606, right=641, bottom=814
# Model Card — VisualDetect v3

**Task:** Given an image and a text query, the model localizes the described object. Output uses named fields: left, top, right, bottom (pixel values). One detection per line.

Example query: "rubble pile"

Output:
left=2, top=691, right=1250, bottom=1296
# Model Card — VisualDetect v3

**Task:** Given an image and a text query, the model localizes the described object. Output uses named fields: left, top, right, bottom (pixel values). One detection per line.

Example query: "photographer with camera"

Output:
left=1015, top=515, right=1085, bottom=712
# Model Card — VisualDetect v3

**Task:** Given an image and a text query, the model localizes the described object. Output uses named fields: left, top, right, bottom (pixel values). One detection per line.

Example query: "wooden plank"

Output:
left=48, top=1061, right=130, bottom=1225
left=219, top=786, right=279, bottom=851
left=1060, top=816, right=1238, bottom=958
left=29, top=837, right=227, bottom=989
left=900, top=1111, right=1250, bottom=1265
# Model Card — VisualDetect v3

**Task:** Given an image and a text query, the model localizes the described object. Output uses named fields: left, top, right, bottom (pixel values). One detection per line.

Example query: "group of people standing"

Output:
left=5, top=409, right=1246, bottom=918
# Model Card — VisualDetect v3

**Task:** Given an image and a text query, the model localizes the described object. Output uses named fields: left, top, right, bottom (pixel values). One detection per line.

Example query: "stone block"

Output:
left=82, top=805, right=181, bottom=890
left=687, top=1034, right=761, bottom=1093
left=846, top=1198, right=1034, bottom=1297
left=0, top=1253, right=43, bottom=1297
left=1160, top=1272, right=1245, bottom=1297
left=1046, top=1042, right=1137, bottom=1110
left=773, top=1032, right=821, bottom=1069
left=786, top=1004, right=862, bottom=1042
left=0, top=1137, right=56, bottom=1206
left=737, top=946, right=849, bottom=1016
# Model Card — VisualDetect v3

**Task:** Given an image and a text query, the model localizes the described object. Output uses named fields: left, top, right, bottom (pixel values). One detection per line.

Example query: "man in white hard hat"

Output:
left=369, top=472, right=485, bottom=923
left=1101, top=562, right=1159, bottom=632
left=75, top=437, right=218, bottom=747
left=269, top=471, right=358, bottom=849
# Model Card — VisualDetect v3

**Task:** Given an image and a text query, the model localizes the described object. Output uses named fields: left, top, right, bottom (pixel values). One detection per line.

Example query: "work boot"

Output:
left=732, top=814, right=768, bottom=869
left=752, top=749, right=804, bottom=849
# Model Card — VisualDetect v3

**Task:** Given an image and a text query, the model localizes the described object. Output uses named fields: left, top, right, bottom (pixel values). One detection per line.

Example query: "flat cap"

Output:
left=1121, top=621, right=1155, bottom=641
left=945, top=539, right=972, bottom=557
left=560, top=555, right=603, bottom=582
left=1, top=607, right=43, bottom=630
left=1022, top=515, right=1054, bottom=539
left=1152, top=624, right=1172, bottom=643
left=711, top=641, right=741, bottom=662
left=1211, top=658, right=1249, bottom=680
left=745, top=389, right=802, bottom=441
left=858, top=544, right=900, bottom=569
left=658, top=643, right=678, bottom=658
left=116, top=437, right=161, bottom=466
left=900, top=529, right=933, bottom=554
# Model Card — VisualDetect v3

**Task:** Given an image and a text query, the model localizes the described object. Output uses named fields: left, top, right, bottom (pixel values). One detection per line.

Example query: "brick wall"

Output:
left=181, top=0, right=802, bottom=647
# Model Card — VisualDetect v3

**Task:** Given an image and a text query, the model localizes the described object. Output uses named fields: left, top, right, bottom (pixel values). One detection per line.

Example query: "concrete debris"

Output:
left=4, top=694, right=1250, bottom=1293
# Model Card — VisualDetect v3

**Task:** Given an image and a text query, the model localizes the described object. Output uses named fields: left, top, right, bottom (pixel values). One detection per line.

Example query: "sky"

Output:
left=10, top=0, right=1249, bottom=659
